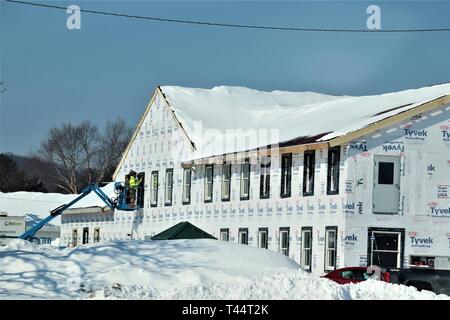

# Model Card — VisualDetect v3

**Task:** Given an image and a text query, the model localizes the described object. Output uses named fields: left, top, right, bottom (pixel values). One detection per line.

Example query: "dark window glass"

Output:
left=374, top=233, right=399, bottom=251
left=378, top=162, right=394, bottom=185
left=281, top=154, right=292, bottom=198
left=327, top=147, right=340, bottom=194
left=260, top=157, right=271, bottom=199
left=372, top=252, right=399, bottom=269
left=303, top=151, right=315, bottom=196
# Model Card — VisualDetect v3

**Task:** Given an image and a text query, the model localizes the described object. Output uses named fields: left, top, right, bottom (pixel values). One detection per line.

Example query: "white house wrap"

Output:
left=61, top=83, right=450, bottom=275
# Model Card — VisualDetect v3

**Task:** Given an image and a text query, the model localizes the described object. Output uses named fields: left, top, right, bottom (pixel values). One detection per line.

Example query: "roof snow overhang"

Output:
left=112, top=84, right=450, bottom=172
left=181, top=93, right=450, bottom=167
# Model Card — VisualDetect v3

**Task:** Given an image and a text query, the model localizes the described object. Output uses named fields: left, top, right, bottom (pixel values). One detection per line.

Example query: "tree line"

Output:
left=0, top=118, right=132, bottom=194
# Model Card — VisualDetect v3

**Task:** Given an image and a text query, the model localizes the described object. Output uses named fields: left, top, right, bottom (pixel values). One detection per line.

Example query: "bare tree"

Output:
left=40, top=123, right=86, bottom=193
left=95, top=118, right=133, bottom=184
left=39, top=118, right=132, bottom=193
left=78, top=121, right=99, bottom=184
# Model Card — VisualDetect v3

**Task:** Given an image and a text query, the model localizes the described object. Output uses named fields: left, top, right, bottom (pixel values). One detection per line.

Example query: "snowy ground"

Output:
left=0, top=239, right=448, bottom=300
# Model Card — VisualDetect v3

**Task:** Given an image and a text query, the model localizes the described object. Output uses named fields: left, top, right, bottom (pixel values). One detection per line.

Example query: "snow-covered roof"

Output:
left=159, top=83, right=450, bottom=160
left=0, top=183, right=116, bottom=224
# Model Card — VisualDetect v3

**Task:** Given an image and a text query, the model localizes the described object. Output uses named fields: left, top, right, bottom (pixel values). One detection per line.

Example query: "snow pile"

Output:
left=0, top=183, right=115, bottom=225
left=0, top=239, right=448, bottom=300
left=160, top=83, right=450, bottom=160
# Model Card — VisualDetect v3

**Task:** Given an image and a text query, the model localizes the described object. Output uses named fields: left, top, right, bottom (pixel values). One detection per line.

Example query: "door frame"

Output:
left=372, top=154, right=401, bottom=214
left=367, top=227, right=405, bottom=269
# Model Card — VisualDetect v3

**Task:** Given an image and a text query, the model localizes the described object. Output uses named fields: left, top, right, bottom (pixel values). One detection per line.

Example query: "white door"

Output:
left=373, top=155, right=400, bottom=214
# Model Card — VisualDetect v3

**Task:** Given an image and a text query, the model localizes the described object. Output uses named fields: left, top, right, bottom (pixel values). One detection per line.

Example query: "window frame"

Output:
left=182, top=168, right=191, bottom=205
left=150, top=170, right=159, bottom=207
left=324, top=226, right=338, bottom=272
left=220, top=228, right=229, bottom=242
left=279, top=227, right=290, bottom=256
left=238, top=228, right=249, bottom=245
left=303, top=150, right=315, bottom=196
left=301, top=227, right=313, bottom=272
left=164, top=168, right=173, bottom=206
left=82, top=227, right=89, bottom=244
left=258, top=227, right=269, bottom=249
left=221, top=163, right=231, bottom=202
left=327, top=147, right=341, bottom=195
left=280, top=153, right=292, bottom=198
left=240, top=159, right=250, bottom=201
left=94, top=228, right=100, bottom=243
left=204, top=164, right=214, bottom=203
left=260, top=157, right=271, bottom=199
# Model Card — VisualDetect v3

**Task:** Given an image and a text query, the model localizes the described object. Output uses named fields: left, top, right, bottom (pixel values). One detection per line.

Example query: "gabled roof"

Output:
left=114, top=83, right=450, bottom=174
left=160, top=83, right=450, bottom=161
left=151, top=221, right=217, bottom=240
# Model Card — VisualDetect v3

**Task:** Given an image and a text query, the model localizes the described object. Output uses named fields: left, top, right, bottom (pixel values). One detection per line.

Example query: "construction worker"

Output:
left=128, top=171, right=142, bottom=207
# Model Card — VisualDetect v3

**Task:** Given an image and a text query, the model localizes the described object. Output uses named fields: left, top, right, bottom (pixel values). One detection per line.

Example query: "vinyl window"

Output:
left=301, top=227, right=312, bottom=272
left=182, top=168, right=191, bottom=204
left=204, top=165, right=214, bottom=203
left=94, top=228, right=100, bottom=243
left=325, top=227, right=338, bottom=271
left=240, top=159, right=250, bottom=200
left=164, top=169, right=173, bottom=206
left=303, top=151, right=315, bottom=196
left=258, top=228, right=268, bottom=249
left=280, top=154, right=292, bottom=198
left=221, top=164, right=231, bottom=201
left=220, top=228, right=229, bottom=242
left=279, top=227, right=290, bottom=256
left=260, top=157, right=271, bottom=199
left=327, top=147, right=340, bottom=195
left=151, top=171, right=158, bottom=207
left=238, top=228, right=248, bottom=245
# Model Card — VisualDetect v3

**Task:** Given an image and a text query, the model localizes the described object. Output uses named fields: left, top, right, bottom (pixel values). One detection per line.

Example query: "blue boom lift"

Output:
left=19, top=182, right=138, bottom=241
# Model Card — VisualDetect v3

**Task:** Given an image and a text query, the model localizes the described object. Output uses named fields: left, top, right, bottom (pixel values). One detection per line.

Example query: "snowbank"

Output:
left=0, top=239, right=447, bottom=300
left=0, top=183, right=115, bottom=225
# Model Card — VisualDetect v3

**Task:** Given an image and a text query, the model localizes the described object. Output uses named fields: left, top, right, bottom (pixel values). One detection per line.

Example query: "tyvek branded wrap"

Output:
left=60, top=88, right=450, bottom=274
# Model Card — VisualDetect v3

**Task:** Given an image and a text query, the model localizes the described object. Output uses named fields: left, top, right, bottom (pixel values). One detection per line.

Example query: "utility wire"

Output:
left=5, top=0, right=450, bottom=33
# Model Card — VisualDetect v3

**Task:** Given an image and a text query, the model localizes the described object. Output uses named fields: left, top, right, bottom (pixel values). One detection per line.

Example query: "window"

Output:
left=221, top=164, right=231, bottom=201
left=182, top=168, right=191, bottom=205
left=82, top=227, right=89, bottom=244
left=368, top=229, right=403, bottom=268
left=238, top=228, right=248, bottom=245
left=94, top=228, right=100, bottom=243
left=72, top=229, right=78, bottom=247
left=327, top=147, right=340, bottom=195
left=301, top=227, right=313, bottom=272
left=260, top=157, right=271, bottom=199
left=325, top=227, right=338, bottom=271
left=136, top=172, right=145, bottom=208
left=240, top=159, right=250, bottom=200
left=220, top=228, right=229, bottom=241
left=258, top=228, right=268, bottom=249
left=303, top=151, right=315, bottom=196
left=165, top=169, right=173, bottom=206
left=378, top=162, right=394, bottom=185
left=280, top=153, right=292, bottom=198
left=151, top=171, right=158, bottom=207
left=204, top=165, right=214, bottom=203
left=279, top=227, right=290, bottom=256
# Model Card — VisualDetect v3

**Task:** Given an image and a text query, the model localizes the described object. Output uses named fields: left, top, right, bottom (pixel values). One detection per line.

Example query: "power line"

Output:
left=5, top=0, right=450, bottom=33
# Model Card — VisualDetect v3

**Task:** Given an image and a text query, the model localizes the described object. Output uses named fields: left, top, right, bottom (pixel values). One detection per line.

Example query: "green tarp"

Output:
left=151, top=221, right=217, bottom=240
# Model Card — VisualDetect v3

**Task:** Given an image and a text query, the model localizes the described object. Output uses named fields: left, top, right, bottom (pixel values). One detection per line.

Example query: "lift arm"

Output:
left=19, top=184, right=116, bottom=241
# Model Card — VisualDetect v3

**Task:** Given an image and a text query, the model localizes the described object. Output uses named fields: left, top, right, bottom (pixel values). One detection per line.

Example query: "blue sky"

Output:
left=1, top=0, right=449, bottom=155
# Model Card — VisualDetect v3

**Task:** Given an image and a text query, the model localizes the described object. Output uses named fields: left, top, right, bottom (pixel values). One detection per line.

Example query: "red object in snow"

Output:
left=321, top=267, right=390, bottom=285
